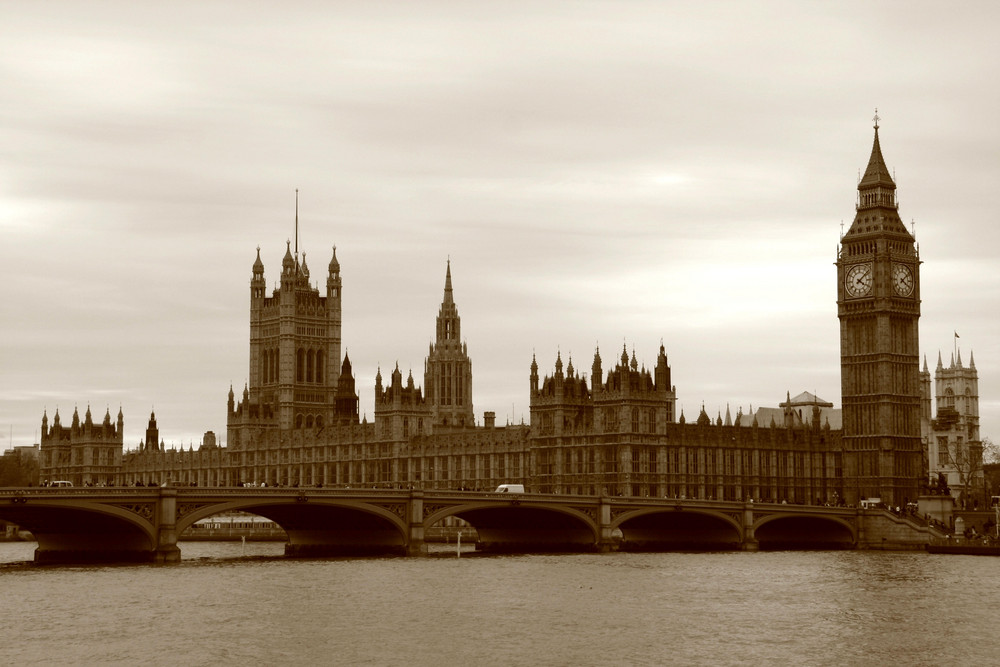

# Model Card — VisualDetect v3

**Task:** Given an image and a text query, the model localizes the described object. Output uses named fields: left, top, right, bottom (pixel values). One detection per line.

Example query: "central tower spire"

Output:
left=425, top=260, right=474, bottom=428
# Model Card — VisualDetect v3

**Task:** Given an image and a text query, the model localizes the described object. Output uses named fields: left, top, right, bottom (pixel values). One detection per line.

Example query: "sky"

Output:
left=2, top=1, right=998, bottom=451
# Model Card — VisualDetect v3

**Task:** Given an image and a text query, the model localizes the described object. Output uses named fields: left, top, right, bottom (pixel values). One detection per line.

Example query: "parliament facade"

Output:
left=40, top=124, right=942, bottom=506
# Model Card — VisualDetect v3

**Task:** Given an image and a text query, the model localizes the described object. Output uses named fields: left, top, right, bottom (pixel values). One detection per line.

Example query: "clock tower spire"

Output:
left=837, top=114, right=922, bottom=506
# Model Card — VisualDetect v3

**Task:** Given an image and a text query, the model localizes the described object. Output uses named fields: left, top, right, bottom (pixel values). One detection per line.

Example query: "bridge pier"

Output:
left=154, top=488, right=181, bottom=564
left=741, top=503, right=759, bottom=551
left=596, top=496, right=617, bottom=552
left=407, top=490, right=426, bottom=556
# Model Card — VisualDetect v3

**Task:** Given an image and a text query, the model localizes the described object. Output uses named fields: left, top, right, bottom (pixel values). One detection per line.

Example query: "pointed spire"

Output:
left=859, top=110, right=895, bottom=191
left=937, top=350, right=944, bottom=370
left=970, top=350, right=976, bottom=370
left=328, top=245, right=340, bottom=274
left=725, top=404, right=732, bottom=427
left=443, top=259, right=454, bottom=305
left=956, top=348, right=963, bottom=368
left=294, top=188, right=300, bottom=260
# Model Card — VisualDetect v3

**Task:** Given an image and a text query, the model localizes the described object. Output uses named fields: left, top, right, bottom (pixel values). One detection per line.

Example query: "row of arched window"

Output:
left=258, top=348, right=327, bottom=385
left=295, top=413, right=325, bottom=429
left=296, top=348, right=326, bottom=384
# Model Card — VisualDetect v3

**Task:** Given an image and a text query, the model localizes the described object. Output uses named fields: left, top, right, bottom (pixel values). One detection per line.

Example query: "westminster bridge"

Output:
left=0, top=487, right=938, bottom=564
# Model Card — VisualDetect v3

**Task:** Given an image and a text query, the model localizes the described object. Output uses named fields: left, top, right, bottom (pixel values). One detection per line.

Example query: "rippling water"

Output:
left=2, top=542, right=999, bottom=666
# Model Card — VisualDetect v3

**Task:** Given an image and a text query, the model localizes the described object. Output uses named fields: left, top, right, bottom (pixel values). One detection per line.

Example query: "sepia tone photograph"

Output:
left=2, top=1, right=998, bottom=665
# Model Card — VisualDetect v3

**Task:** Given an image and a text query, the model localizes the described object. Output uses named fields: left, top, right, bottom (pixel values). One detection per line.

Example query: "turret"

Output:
left=145, top=411, right=159, bottom=453
left=591, top=346, right=602, bottom=393
left=530, top=354, right=539, bottom=396
left=327, top=246, right=341, bottom=298
left=251, top=247, right=265, bottom=300
left=655, top=342, right=670, bottom=392
left=281, top=241, right=295, bottom=283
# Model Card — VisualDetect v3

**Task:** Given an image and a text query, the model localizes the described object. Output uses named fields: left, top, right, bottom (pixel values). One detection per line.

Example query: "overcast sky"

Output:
left=2, top=1, right=998, bottom=451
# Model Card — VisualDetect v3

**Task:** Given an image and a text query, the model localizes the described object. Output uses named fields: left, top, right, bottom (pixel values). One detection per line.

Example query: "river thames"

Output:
left=2, top=542, right=998, bottom=666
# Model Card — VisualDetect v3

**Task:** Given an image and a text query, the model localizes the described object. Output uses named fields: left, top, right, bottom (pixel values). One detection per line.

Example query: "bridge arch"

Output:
left=0, top=499, right=157, bottom=563
left=611, top=507, right=743, bottom=551
left=177, top=498, right=409, bottom=557
left=426, top=501, right=599, bottom=553
left=753, top=513, right=856, bottom=550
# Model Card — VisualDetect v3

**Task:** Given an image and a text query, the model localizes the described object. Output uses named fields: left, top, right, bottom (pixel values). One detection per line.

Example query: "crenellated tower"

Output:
left=836, top=115, right=922, bottom=505
left=374, top=364, right=431, bottom=441
left=231, top=200, right=356, bottom=443
left=424, top=261, right=474, bottom=428
left=39, top=405, right=124, bottom=486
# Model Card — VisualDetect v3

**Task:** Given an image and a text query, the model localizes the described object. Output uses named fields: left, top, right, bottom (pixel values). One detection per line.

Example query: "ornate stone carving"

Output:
left=177, top=502, right=215, bottom=519
left=383, top=503, right=406, bottom=520
left=422, top=503, right=450, bottom=519
left=115, top=503, right=155, bottom=521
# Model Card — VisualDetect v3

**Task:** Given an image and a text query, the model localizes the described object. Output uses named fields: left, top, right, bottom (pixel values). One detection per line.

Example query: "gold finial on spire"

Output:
left=873, top=107, right=880, bottom=129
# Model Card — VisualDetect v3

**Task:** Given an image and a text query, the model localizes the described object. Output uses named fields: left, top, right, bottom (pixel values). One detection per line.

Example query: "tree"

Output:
left=0, top=451, right=39, bottom=487
left=943, top=436, right=986, bottom=509
left=981, top=437, right=1000, bottom=502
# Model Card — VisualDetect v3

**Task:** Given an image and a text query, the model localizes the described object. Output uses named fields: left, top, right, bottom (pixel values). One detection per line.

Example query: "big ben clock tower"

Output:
left=837, top=113, right=922, bottom=506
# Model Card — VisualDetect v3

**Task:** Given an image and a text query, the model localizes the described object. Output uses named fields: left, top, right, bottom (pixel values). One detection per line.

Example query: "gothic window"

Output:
left=316, top=350, right=324, bottom=384
left=937, top=438, right=949, bottom=466
left=296, top=349, right=305, bottom=383
left=631, top=408, right=639, bottom=433
left=306, top=350, right=315, bottom=383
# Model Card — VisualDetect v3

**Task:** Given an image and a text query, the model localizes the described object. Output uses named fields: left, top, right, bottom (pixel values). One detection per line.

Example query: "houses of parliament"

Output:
left=37, top=123, right=983, bottom=507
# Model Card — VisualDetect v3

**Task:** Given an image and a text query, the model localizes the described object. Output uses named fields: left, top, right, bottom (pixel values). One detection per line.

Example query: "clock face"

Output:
left=893, top=263, right=914, bottom=296
left=845, top=263, right=873, bottom=298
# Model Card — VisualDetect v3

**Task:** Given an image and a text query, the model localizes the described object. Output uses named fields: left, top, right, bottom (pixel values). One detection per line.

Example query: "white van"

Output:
left=50, top=480, right=74, bottom=488
left=495, top=484, right=525, bottom=493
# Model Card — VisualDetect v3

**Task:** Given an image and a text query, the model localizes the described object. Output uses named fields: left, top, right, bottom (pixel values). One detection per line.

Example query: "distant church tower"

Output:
left=921, top=347, right=981, bottom=500
left=837, top=115, right=922, bottom=505
left=424, top=261, right=474, bottom=428
left=235, top=196, right=356, bottom=434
